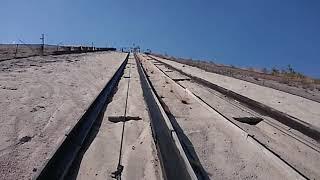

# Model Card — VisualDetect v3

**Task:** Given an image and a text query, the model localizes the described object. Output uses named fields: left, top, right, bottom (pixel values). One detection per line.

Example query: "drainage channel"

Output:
left=34, top=53, right=129, bottom=180
left=134, top=53, right=197, bottom=180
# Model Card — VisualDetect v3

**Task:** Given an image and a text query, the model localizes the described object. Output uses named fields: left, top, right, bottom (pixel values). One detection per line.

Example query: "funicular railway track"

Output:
left=149, top=55, right=320, bottom=143
left=148, top=54, right=320, bottom=148
left=34, top=53, right=197, bottom=180
left=139, top=53, right=320, bottom=180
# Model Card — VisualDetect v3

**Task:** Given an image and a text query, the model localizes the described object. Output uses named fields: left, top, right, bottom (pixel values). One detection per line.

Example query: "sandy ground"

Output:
left=72, top=55, right=162, bottom=180
left=151, top=55, right=320, bottom=129
left=138, top=54, right=293, bottom=180
left=150, top=57, right=320, bottom=179
left=0, top=52, right=127, bottom=180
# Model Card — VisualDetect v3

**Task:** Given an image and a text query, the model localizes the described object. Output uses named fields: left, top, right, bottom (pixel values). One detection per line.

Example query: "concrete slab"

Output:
left=151, top=55, right=320, bottom=129
left=0, top=52, right=127, bottom=180
left=178, top=80, right=320, bottom=179
left=139, top=54, right=293, bottom=180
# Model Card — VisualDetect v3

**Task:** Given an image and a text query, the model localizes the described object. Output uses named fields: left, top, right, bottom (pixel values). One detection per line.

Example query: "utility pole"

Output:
left=40, top=34, right=45, bottom=55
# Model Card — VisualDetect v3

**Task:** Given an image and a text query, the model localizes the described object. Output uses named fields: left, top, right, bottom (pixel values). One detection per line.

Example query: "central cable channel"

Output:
left=111, top=60, right=132, bottom=180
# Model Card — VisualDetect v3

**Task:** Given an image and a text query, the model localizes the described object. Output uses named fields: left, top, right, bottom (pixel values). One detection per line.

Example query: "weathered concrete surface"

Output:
left=139, top=54, right=292, bottom=180
left=73, top=55, right=162, bottom=180
left=0, top=52, right=127, bottom=180
left=151, top=55, right=320, bottom=129
left=150, top=59, right=320, bottom=179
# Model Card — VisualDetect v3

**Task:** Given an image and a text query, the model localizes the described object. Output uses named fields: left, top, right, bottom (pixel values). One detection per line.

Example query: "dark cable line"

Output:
left=111, top=58, right=132, bottom=180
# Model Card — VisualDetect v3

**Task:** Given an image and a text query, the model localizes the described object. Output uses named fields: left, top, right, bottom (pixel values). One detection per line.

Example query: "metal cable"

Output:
left=111, top=60, right=132, bottom=180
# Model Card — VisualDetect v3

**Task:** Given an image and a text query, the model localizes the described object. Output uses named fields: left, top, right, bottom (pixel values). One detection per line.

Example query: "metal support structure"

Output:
left=40, top=34, right=45, bottom=55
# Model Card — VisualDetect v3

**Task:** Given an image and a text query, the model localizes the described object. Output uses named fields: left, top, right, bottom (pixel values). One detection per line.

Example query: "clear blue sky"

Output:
left=2, top=0, right=320, bottom=78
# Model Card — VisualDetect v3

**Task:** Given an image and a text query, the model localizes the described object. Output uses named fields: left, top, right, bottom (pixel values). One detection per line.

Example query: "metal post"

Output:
left=40, top=34, right=45, bottom=55
left=15, top=44, right=19, bottom=58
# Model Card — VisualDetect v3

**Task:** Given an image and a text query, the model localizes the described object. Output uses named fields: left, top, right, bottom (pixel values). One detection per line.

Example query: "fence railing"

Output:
left=0, top=44, right=116, bottom=61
